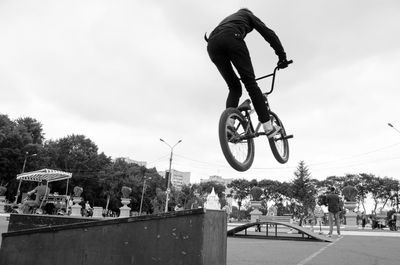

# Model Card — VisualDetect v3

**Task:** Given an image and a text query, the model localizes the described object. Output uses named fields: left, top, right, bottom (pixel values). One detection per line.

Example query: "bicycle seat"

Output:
left=237, top=99, right=251, bottom=112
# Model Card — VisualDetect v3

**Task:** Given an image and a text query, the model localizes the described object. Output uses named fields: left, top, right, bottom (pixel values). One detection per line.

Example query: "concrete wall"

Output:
left=7, top=213, right=99, bottom=232
left=0, top=209, right=227, bottom=265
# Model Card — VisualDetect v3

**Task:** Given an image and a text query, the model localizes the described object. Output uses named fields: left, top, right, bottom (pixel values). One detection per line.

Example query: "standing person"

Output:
left=85, top=201, right=93, bottom=217
left=361, top=211, right=367, bottom=229
left=206, top=8, right=290, bottom=138
left=314, top=202, right=325, bottom=235
left=326, top=187, right=342, bottom=237
left=276, top=198, right=285, bottom=216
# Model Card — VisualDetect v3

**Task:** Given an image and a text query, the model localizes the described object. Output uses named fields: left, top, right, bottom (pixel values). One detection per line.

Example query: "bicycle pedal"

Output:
left=275, top=134, right=293, bottom=141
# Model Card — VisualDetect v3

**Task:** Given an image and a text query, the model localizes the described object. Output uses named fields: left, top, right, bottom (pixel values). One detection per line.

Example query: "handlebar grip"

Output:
left=276, top=59, right=293, bottom=70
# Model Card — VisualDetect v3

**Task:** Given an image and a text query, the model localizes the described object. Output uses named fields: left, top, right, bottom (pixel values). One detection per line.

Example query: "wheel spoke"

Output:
left=226, top=115, right=250, bottom=164
left=219, top=108, right=255, bottom=171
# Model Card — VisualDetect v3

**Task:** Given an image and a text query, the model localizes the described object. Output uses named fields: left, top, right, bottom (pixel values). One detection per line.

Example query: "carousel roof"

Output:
left=16, top=168, right=72, bottom=182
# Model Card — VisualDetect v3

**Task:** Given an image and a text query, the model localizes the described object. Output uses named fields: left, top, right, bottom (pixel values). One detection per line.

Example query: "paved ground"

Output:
left=227, top=234, right=400, bottom=265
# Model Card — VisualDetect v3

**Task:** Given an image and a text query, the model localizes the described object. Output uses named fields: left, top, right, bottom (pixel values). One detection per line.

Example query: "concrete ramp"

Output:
left=227, top=221, right=332, bottom=242
left=0, top=209, right=227, bottom=265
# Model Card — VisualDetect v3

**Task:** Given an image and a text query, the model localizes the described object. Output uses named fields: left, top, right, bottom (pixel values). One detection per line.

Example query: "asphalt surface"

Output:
left=227, top=234, right=400, bottom=265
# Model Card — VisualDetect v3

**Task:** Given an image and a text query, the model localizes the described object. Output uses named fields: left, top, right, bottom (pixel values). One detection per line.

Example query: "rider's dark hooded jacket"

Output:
left=208, top=8, right=286, bottom=59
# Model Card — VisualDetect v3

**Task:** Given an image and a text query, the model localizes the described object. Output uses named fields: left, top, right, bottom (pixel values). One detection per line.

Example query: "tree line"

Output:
left=0, top=114, right=228, bottom=213
left=1, top=114, right=399, bottom=218
left=227, top=162, right=399, bottom=222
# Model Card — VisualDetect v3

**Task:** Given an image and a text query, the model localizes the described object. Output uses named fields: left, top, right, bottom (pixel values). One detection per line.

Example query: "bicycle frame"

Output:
left=236, top=61, right=293, bottom=141
left=220, top=61, right=293, bottom=169
left=232, top=100, right=266, bottom=142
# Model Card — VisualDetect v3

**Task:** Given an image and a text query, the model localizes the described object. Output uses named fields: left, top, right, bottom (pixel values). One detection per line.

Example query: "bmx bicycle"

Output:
left=218, top=60, right=293, bottom=171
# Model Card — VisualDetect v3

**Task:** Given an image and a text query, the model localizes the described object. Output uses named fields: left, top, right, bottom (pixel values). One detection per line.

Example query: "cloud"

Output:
left=1, top=0, right=400, bottom=182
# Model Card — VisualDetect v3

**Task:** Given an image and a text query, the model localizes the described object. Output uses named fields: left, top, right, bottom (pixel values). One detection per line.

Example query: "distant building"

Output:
left=158, top=169, right=191, bottom=190
left=200, top=175, right=233, bottom=187
left=113, top=157, right=147, bottom=167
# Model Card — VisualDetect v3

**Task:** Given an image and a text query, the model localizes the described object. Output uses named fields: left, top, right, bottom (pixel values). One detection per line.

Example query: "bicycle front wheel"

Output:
left=268, top=111, right=290, bottom=164
left=218, top=108, right=255, bottom=171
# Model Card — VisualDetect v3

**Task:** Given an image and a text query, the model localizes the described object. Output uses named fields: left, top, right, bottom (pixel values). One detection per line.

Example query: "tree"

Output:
left=363, top=174, right=399, bottom=212
left=355, top=174, right=369, bottom=213
left=175, top=184, right=197, bottom=209
left=357, top=173, right=389, bottom=213
left=98, top=159, right=164, bottom=214
left=291, top=161, right=317, bottom=225
left=42, top=134, right=112, bottom=205
left=258, top=179, right=285, bottom=203
left=15, top=117, right=45, bottom=145
left=198, top=181, right=226, bottom=198
left=151, top=188, right=166, bottom=214
left=320, top=175, right=345, bottom=191
left=227, top=179, right=250, bottom=220
left=0, top=114, right=45, bottom=200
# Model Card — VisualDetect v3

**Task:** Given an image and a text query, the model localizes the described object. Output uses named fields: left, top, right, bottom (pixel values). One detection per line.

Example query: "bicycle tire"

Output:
left=218, top=108, right=255, bottom=171
left=268, top=111, right=290, bottom=164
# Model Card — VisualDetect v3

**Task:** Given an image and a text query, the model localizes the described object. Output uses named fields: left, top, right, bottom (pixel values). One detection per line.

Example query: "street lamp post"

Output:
left=139, top=176, right=151, bottom=215
left=160, top=138, right=182, bottom=212
left=388, top=123, right=400, bottom=212
left=396, top=185, right=399, bottom=213
left=21, top=152, right=37, bottom=173
left=15, top=152, right=37, bottom=204
left=388, top=123, right=400, bottom=135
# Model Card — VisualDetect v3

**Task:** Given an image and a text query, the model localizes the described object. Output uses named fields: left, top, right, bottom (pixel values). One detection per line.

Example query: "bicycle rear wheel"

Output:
left=218, top=108, right=255, bottom=171
left=268, top=111, right=290, bottom=164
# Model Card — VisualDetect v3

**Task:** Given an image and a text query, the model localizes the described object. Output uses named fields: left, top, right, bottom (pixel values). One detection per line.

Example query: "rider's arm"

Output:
left=247, top=12, right=286, bottom=60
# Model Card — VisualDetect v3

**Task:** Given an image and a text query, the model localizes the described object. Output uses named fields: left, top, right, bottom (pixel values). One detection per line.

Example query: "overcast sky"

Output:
left=1, top=0, right=400, bottom=184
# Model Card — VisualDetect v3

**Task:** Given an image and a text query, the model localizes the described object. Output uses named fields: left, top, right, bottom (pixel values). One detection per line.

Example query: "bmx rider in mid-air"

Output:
left=206, top=8, right=290, bottom=138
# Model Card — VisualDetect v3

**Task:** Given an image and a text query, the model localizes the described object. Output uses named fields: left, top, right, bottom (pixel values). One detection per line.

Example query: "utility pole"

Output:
left=15, top=152, right=37, bottom=204
left=388, top=123, right=400, bottom=135
left=139, top=177, right=151, bottom=215
left=160, top=139, right=182, bottom=212
left=388, top=123, right=400, bottom=213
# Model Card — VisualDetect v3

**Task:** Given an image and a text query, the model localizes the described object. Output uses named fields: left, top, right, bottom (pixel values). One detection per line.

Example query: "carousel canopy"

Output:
left=16, top=168, right=72, bottom=183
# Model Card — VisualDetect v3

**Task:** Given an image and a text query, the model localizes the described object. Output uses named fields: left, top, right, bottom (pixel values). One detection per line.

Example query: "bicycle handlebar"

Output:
left=239, top=60, right=293, bottom=95
left=255, top=60, right=293, bottom=82
left=262, top=59, right=293, bottom=95
left=278, top=59, right=293, bottom=70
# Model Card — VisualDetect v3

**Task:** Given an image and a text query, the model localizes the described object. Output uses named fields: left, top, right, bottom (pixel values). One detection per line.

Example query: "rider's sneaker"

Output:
left=263, top=123, right=281, bottom=139
left=227, top=126, right=235, bottom=139
left=338, top=234, right=343, bottom=238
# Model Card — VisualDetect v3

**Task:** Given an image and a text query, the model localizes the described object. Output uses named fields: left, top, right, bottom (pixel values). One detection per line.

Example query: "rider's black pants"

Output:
left=207, top=29, right=270, bottom=123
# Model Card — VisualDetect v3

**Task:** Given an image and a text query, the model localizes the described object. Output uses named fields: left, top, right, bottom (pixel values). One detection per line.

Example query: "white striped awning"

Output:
left=16, top=168, right=72, bottom=182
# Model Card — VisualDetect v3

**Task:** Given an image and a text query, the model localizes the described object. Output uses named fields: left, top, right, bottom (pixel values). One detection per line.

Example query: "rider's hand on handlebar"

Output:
left=277, top=58, right=289, bottom=69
